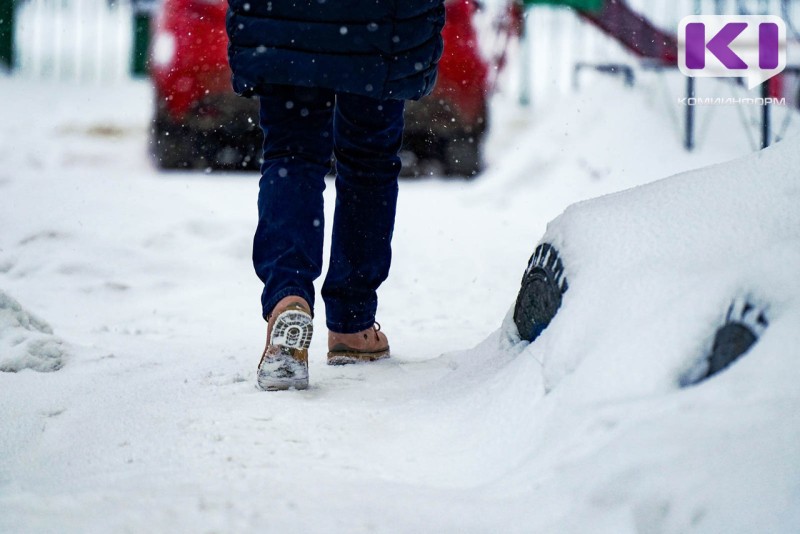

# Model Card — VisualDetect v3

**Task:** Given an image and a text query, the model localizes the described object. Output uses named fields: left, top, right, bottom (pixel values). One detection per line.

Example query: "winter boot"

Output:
left=681, top=298, right=768, bottom=387
left=327, top=323, right=390, bottom=365
left=257, top=296, right=313, bottom=391
left=513, top=243, right=569, bottom=342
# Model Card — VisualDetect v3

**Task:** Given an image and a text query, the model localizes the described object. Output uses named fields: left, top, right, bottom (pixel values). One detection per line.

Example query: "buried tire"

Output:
left=513, top=243, right=569, bottom=342
left=681, top=298, right=769, bottom=387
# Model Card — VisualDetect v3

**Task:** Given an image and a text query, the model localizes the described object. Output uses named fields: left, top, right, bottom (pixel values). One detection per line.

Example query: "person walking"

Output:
left=226, top=1, right=446, bottom=390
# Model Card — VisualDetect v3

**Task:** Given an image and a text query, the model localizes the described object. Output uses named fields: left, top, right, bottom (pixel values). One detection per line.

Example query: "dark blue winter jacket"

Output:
left=226, top=0, right=445, bottom=101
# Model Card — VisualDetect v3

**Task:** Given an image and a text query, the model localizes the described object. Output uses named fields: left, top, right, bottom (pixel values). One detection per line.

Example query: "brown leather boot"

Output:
left=257, top=296, right=313, bottom=391
left=327, top=323, right=390, bottom=365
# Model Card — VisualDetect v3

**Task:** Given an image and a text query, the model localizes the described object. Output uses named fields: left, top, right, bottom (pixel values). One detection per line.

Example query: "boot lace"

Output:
left=364, top=322, right=381, bottom=340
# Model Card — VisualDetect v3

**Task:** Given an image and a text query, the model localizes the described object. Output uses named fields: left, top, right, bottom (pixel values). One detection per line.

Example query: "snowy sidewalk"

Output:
left=1, top=77, right=798, bottom=533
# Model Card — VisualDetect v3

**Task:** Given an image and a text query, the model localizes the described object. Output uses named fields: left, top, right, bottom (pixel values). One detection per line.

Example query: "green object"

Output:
left=521, top=0, right=604, bottom=12
left=131, top=12, right=151, bottom=76
left=0, top=0, right=14, bottom=69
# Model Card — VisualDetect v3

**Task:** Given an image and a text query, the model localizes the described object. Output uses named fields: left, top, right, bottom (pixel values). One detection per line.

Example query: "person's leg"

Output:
left=255, top=84, right=334, bottom=319
left=322, top=94, right=405, bottom=333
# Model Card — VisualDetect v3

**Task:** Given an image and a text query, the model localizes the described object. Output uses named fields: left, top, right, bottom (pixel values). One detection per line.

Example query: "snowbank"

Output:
left=487, top=135, right=800, bottom=532
left=528, top=133, right=800, bottom=396
left=0, top=290, right=67, bottom=372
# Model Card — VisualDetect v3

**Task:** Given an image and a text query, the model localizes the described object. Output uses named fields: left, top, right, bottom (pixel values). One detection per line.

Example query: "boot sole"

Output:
left=257, top=309, right=313, bottom=391
left=327, top=348, right=390, bottom=366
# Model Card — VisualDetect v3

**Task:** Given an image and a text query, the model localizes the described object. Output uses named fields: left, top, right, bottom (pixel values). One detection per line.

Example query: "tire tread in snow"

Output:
left=513, top=243, right=569, bottom=342
left=681, top=298, right=768, bottom=387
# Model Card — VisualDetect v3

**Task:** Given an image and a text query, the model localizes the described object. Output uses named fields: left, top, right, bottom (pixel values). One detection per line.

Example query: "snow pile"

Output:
left=0, top=290, right=67, bottom=372
left=530, top=134, right=800, bottom=394
left=475, top=135, right=800, bottom=532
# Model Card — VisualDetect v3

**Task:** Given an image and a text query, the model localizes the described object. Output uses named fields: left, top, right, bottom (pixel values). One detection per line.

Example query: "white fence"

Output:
left=14, top=0, right=133, bottom=82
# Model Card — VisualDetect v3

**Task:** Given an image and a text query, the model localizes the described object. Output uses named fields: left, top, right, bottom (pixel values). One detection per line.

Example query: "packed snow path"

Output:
left=1, top=78, right=798, bottom=532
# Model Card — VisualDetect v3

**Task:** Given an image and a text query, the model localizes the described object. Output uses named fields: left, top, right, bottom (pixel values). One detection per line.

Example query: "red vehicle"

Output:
left=402, top=0, right=489, bottom=176
left=149, top=0, right=490, bottom=176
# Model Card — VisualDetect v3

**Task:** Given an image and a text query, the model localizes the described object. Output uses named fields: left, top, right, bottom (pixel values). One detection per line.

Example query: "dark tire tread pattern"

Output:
left=513, top=243, right=569, bottom=342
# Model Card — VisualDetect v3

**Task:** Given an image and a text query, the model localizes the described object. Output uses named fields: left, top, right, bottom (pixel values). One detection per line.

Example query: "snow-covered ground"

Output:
left=1, top=71, right=799, bottom=533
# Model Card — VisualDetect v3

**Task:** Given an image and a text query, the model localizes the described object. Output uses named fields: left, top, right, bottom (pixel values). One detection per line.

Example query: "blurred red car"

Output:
left=149, top=0, right=489, bottom=176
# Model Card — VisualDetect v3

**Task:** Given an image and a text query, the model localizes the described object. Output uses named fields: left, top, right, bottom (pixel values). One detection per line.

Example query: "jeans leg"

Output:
left=322, top=94, right=405, bottom=333
left=255, top=85, right=335, bottom=319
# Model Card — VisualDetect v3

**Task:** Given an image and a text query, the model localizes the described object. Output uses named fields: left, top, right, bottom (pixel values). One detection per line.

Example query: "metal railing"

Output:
left=508, top=0, right=800, bottom=150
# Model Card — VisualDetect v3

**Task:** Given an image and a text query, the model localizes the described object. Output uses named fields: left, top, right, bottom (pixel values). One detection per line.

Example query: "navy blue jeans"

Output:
left=255, top=85, right=404, bottom=333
